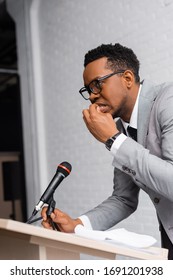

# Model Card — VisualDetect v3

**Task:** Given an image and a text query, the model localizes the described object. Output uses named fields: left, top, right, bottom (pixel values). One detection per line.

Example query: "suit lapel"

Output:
left=137, top=80, right=159, bottom=146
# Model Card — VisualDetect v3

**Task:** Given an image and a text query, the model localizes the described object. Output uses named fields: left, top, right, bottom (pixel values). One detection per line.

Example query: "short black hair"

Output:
left=84, top=43, right=140, bottom=83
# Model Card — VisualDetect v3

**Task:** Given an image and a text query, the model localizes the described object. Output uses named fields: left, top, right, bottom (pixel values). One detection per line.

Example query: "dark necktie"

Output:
left=127, top=126, right=137, bottom=141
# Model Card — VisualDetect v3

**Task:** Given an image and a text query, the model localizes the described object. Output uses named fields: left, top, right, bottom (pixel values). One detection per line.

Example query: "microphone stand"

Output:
left=26, top=195, right=60, bottom=231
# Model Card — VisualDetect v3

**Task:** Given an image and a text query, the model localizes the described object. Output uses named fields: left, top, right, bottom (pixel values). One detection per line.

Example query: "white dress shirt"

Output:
left=79, top=84, right=142, bottom=229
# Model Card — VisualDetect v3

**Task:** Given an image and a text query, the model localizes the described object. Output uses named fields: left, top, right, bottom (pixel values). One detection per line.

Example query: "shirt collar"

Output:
left=121, top=84, right=142, bottom=131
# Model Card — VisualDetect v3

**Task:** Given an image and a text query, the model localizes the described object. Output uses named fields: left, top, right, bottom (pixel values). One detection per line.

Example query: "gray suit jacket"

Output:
left=84, top=79, right=173, bottom=243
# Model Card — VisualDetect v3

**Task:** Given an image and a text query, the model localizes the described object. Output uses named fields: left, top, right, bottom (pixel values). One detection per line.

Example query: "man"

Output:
left=42, top=43, right=173, bottom=259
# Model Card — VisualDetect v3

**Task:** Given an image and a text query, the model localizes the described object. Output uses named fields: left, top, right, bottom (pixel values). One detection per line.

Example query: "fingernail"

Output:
left=50, top=213, right=54, bottom=219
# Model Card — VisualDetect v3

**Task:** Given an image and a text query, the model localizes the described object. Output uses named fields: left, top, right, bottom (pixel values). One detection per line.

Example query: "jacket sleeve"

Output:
left=112, top=87, right=173, bottom=202
left=83, top=168, right=140, bottom=231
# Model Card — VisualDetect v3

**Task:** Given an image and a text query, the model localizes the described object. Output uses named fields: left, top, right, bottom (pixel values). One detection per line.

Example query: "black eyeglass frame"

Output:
left=79, top=70, right=126, bottom=100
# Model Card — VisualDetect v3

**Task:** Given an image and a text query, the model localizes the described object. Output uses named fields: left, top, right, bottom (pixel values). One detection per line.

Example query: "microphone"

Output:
left=32, top=161, right=72, bottom=216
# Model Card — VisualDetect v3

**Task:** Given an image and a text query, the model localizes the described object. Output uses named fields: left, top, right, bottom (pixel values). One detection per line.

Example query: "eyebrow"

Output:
left=84, top=76, right=101, bottom=87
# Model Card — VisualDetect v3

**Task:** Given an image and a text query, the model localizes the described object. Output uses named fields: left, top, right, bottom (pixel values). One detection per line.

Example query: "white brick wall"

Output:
left=9, top=0, right=173, bottom=259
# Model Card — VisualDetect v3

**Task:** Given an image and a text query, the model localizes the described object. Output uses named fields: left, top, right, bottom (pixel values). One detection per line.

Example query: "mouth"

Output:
left=97, top=103, right=110, bottom=113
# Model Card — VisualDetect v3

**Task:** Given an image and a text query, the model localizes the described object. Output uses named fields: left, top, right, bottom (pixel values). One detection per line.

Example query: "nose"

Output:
left=89, top=92, right=100, bottom=104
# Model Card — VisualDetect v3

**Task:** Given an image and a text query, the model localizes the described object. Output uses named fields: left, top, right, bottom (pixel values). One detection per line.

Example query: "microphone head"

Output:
left=57, top=161, right=72, bottom=177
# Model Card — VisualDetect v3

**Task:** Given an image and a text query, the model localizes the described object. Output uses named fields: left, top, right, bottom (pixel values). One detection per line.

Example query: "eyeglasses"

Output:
left=79, top=70, right=125, bottom=100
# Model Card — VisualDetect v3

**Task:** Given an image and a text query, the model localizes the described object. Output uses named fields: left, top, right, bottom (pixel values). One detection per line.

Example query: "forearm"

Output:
left=83, top=194, right=138, bottom=231
left=112, top=138, right=173, bottom=201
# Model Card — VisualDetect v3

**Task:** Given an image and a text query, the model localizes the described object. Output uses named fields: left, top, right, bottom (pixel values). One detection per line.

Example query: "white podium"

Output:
left=0, top=219, right=168, bottom=260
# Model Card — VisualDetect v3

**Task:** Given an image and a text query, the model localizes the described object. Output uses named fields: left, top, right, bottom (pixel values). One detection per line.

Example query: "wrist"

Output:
left=105, top=131, right=121, bottom=151
left=73, top=218, right=83, bottom=230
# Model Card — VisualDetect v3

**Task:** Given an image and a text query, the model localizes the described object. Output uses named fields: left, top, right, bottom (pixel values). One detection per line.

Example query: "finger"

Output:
left=50, top=211, right=68, bottom=225
left=52, top=208, right=65, bottom=217
left=41, top=219, right=53, bottom=230
left=89, top=103, right=99, bottom=114
left=55, top=224, right=65, bottom=232
left=89, top=104, right=107, bottom=116
left=41, top=206, right=48, bottom=221
left=82, top=110, right=92, bottom=128
left=49, top=208, right=66, bottom=222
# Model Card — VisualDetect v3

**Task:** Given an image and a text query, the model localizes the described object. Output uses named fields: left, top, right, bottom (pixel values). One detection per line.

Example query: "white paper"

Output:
left=74, top=225, right=157, bottom=248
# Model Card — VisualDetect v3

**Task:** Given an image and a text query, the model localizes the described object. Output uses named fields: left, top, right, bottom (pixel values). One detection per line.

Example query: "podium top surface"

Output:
left=0, top=219, right=168, bottom=260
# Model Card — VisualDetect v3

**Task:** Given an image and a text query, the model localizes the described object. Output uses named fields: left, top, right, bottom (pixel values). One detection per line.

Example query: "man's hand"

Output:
left=83, top=104, right=119, bottom=142
left=41, top=207, right=83, bottom=233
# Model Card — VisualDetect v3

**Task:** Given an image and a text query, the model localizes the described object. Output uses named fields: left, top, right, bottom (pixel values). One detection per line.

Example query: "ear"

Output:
left=122, top=70, right=135, bottom=89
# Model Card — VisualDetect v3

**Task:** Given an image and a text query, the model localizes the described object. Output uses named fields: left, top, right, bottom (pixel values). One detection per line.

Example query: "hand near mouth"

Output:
left=82, top=104, right=119, bottom=143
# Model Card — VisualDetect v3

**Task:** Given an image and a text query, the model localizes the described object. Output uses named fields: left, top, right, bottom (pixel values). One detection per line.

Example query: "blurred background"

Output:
left=0, top=0, right=173, bottom=259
